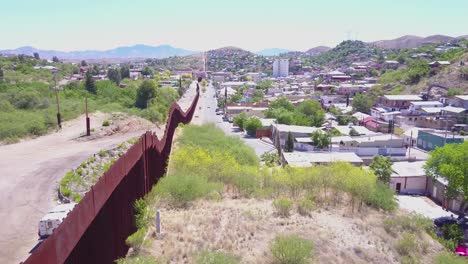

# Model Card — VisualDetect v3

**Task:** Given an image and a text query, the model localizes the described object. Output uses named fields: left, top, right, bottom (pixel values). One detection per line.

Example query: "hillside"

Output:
left=370, top=35, right=462, bottom=49
left=207, top=47, right=265, bottom=72
left=305, top=46, right=332, bottom=56
left=311, top=40, right=375, bottom=66
left=0, top=44, right=198, bottom=60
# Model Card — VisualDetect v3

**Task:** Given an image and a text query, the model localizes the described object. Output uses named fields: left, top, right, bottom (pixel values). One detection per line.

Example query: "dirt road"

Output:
left=0, top=83, right=197, bottom=263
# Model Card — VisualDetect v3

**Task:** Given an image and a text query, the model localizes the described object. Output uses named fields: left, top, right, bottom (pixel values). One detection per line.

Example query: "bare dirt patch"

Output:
left=138, top=199, right=443, bottom=264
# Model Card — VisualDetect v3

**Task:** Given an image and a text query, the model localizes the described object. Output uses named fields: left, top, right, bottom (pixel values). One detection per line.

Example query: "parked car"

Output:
left=434, top=216, right=457, bottom=228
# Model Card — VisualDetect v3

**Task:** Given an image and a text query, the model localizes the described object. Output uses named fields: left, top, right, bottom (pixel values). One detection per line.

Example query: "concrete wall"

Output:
left=390, top=176, right=428, bottom=194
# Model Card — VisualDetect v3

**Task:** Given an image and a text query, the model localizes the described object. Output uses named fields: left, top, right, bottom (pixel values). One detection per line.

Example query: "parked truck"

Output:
left=38, top=203, right=76, bottom=239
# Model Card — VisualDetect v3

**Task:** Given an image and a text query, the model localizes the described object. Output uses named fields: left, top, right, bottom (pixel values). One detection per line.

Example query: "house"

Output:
left=331, top=134, right=406, bottom=156
left=407, top=101, right=443, bottom=114
left=377, top=95, right=423, bottom=111
left=416, top=129, right=466, bottom=151
left=383, top=60, right=399, bottom=69
left=272, top=124, right=321, bottom=149
left=226, top=103, right=268, bottom=119
left=352, top=112, right=370, bottom=122
left=255, top=118, right=276, bottom=138
left=360, top=116, right=388, bottom=132
left=426, top=176, right=464, bottom=212
left=450, top=95, right=468, bottom=109
left=403, top=127, right=421, bottom=147
left=333, top=125, right=374, bottom=136
left=429, top=61, right=451, bottom=68
left=282, top=152, right=363, bottom=167
left=389, top=161, right=428, bottom=194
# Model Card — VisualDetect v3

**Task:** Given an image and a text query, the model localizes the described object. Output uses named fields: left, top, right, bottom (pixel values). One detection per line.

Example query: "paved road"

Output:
left=197, top=83, right=276, bottom=157
left=397, top=195, right=452, bottom=219
left=0, top=84, right=198, bottom=264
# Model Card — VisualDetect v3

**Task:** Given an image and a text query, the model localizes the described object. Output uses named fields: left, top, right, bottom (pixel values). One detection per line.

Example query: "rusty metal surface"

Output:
left=23, top=89, right=199, bottom=264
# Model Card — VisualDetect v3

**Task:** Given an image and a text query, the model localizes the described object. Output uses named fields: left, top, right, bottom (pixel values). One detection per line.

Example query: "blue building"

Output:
left=416, top=130, right=465, bottom=151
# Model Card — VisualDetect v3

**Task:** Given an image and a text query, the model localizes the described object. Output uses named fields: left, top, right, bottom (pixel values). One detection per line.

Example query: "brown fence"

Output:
left=23, top=87, right=199, bottom=264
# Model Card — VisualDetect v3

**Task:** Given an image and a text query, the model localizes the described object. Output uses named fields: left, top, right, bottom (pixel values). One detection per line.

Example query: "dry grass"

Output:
left=134, top=198, right=444, bottom=264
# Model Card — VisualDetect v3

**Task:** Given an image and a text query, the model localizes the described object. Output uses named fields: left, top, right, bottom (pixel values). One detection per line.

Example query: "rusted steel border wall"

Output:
left=23, top=87, right=199, bottom=264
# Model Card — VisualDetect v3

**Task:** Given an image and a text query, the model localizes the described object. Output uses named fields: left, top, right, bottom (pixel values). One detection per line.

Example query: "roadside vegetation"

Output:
left=0, top=55, right=185, bottom=142
left=122, top=125, right=451, bottom=263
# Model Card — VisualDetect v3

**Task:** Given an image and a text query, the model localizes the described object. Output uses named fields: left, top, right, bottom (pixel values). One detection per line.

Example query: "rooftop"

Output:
left=273, top=124, right=321, bottom=134
left=383, top=95, right=422, bottom=101
left=283, top=152, right=363, bottom=167
left=391, top=161, right=426, bottom=177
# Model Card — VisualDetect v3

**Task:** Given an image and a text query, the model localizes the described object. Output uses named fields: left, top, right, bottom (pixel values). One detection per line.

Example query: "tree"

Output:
left=269, top=97, right=295, bottom=112
left=91, top=65, right=100, bottom=75
left=141, top=66, right=153, bottom=77
left=352, top=93, right=373, bottom=113
left=284, top=131, right=294, bottom=152
left=311, top=131, right=330, bottom=149
left=33, top=52, right=40, bottom=60
left=244, top=117, right=262, bottom=135
left=84, top=71, right=96, bottom=94
left=369, top=155, right=393, bottom=184
left=52, top=56, right=60, bottom=63
left=233, top=112, right=249, bottom=129
left=136, top=80, right=157, bottom=109
left=256, top=79, right=273, bottom=90
left=261, top=152, right=280, bottom=167
left=296, top=100, right=325, bottom=126
left=349, top=127, right=360, bottom=136
left=81, top=60, right=88, bottom=67
left=425, top=141, right=468, bottom=214
left=0, top=68, right=4, bottom=80
left=107, top=68, right=121, bottom=85
left=120, top=66, right=130, bottom=79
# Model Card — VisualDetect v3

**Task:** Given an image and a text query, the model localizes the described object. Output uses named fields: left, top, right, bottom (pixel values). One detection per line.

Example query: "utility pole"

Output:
left=85, top=93, right=90, bottom=136
left=52, top=69, right=62, bottom=129
left=408, top=130, right=413, bottom=160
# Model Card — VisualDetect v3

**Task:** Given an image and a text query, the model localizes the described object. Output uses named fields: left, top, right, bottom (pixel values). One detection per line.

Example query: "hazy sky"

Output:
left=2, top=0, right=467, bottom=52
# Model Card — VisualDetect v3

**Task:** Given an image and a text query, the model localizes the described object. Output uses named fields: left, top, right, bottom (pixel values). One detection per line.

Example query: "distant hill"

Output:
left=256, top=48, right=292, bottom=56
left=0, top=44, right=198, bottom=60
left=369, top=35, right=466, bottom=49
left=305, top=46, right=331, bottom=56
left=311, top=40, right=374, bottom=66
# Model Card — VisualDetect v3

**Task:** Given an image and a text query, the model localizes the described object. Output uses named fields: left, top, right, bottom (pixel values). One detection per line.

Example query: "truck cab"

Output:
left=38, top=203, right=76, bottom=239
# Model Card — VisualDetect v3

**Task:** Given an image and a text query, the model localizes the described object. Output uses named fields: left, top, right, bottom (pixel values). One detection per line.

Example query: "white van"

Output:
left=38, top=203, right=76, bottom=238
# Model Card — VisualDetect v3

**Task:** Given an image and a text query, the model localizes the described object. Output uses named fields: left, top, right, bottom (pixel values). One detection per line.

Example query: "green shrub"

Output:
left=156, top=174, right=220, bottom=208
left=72, top=193, right=82, bottom=202
left=434, top=252, right=468, bottom=264
left=395, top=232, right=418, bottom=256
left=383, top=213, right=433, bottom=236
left=61, top=187, right=71, bottom=197
left=273, top=198, right=293, bottom=217
left=76, top=167, right=84, bottom=176
left=115, top=256, right=160, bottom=264
left=365, top=182, right=397, bottom=211
left=401, top=255, right=420, bottom=264
left=126, top=227, right=148, bottom=252
left=232, top=173, right=259, bottom=197
left=297, top=199, right=315, bottom=216
left=196, top=250, right=240, bottom=264
left=98, top=150, right=107, bottom=157
left=271, top=234, right=313, bottom=264
left=102, top=120, right=110, bottom=126
left=88, top=156, right=96, bottom=163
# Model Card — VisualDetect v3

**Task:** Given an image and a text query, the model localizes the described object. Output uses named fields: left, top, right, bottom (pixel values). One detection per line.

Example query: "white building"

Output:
left=273, top=59, right=289, bottom=78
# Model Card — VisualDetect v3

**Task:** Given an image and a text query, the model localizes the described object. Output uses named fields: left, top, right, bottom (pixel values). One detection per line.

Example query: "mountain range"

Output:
left=369, top=34, right=467, bottom=49
left=0, top=44, right=197, bottom=60
left=1, top=34, right=466, bottom=60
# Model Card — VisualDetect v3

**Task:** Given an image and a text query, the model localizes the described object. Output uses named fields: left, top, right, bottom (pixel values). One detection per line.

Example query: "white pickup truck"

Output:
left=38, top=203, right=76, bottom=239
